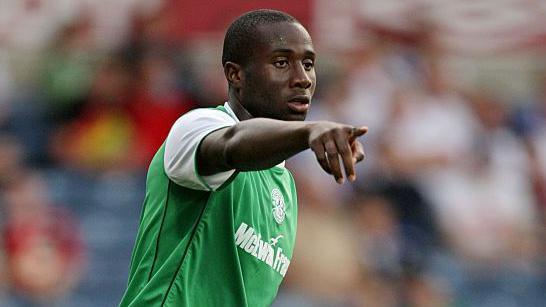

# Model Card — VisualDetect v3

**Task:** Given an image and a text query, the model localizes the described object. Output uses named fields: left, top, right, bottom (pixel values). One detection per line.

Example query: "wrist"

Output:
left=300, top=121, right=315, bottom=149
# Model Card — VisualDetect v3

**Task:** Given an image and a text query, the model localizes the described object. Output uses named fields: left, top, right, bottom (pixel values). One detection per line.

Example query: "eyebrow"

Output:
left=271, top=48, right=316, bottom=57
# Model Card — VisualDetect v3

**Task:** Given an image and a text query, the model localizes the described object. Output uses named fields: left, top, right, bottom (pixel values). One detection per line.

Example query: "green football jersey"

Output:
left=120, top=107, right=298, bottom=307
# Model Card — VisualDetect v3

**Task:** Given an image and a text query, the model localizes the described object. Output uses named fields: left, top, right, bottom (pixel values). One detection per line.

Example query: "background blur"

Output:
left=1, top=0, right=545, bottom=306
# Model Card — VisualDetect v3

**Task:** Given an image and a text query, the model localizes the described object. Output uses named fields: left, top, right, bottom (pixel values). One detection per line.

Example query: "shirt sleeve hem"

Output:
left=193, top=125, right=234, bottom=191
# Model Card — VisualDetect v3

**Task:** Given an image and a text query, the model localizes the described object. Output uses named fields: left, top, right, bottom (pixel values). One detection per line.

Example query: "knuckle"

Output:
left=325, top=144, right=336, bottom=154
left=321, top=133, right=333, bottom=143
left=332, top=127, right=345, bottom=136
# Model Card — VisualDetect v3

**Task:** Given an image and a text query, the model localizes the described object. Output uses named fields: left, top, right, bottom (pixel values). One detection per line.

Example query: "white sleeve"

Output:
left=164, top=108, right=237, bottom=191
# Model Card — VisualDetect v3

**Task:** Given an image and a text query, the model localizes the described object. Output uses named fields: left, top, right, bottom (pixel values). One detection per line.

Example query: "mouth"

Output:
left=287, top=96, right=310, bottom=113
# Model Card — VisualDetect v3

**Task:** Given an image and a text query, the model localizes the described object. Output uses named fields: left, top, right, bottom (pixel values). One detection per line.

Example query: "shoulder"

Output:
left=174, top=107, right=236, bottom=129
left=164, top=107, right=237, bottom=191
left=166, top=106, right=237, bottom=150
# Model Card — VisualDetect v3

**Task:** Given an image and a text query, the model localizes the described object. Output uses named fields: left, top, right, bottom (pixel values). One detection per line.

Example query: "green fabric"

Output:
left=120, top=107, right=298, bottom=307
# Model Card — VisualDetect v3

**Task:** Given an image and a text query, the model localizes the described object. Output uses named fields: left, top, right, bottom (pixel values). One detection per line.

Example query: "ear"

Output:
left=224, top=62, right=244, bottom=89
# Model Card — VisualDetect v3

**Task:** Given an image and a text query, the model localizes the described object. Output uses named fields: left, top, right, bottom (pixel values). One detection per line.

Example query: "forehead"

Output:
left=255, top=22, right=314, bottom=54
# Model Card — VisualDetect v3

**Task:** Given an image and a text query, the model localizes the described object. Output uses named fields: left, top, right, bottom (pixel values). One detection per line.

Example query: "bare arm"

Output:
left=198, top=118, right=367, bottom=183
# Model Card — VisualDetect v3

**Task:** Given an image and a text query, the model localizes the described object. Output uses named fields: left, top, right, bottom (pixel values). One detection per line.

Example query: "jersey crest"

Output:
left=271, top=188, right=286, bottom=224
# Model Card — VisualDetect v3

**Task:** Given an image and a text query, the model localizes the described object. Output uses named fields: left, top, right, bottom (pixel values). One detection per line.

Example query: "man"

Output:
left=120, top=9, right=367, bottom=307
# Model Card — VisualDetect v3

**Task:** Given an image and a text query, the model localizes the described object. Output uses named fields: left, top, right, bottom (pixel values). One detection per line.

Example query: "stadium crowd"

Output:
left=0, top=1, right=545, bottom=306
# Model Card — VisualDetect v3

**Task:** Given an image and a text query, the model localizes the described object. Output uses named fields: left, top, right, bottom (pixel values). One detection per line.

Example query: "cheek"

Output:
left=249, top=77, right=278, bottom=101
left=261, top=74, right=288, bottom=99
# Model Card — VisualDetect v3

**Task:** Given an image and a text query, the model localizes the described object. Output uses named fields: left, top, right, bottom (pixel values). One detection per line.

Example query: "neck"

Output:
left=227, top=91, right=254, bottom=121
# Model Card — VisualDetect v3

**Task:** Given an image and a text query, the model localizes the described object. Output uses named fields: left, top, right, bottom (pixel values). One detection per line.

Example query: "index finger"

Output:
left=349, top=126, right=368, bottom=142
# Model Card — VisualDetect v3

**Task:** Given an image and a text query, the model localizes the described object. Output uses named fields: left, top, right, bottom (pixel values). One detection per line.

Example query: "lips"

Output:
left=287, top=96, right=310, bottom=113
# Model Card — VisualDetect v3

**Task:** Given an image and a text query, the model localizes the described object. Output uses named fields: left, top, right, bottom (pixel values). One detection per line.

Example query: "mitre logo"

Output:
left=271, top=188, right=286, bottom=224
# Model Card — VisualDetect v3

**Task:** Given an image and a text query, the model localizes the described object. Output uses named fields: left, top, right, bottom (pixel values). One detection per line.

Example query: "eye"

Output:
left=273, top=59, right=289, bottom=69
left=303, top=59, right=314, bottom=71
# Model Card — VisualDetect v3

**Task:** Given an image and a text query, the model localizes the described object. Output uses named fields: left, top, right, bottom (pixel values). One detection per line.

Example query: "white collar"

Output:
left=224, top=102, right=240, bottom=123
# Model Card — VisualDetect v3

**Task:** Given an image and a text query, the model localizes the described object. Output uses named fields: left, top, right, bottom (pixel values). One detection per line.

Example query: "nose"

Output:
left=290, top=63, right=312, bottom=90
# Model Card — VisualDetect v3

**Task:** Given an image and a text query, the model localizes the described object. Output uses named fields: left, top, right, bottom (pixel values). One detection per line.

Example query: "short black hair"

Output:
left=222, top=9, right=299, bottom=66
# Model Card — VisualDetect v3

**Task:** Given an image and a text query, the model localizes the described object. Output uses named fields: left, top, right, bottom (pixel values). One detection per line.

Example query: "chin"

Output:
left=284, top=113, right=307, bottom=121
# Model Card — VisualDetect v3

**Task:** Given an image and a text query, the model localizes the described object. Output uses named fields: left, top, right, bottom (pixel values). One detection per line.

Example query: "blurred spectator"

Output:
left=1, top=90, right=52, bottom=166
left=41, top=13, right=99, bottom=125
left=434, top=93, right=539, bottom=264
left=127, top=48, right=196, bottom=165
left=378, top=49, right=478, bottom=183
left=352, top=194, right=401, bottom=286
left=349, top=188, right=448, bottom=306
left=184, top=38, right=229, bottom=107
left=49, top=55, right=137, bottom=173
left=125, top=4, right=174, bottom=50
left=0, top=135, right=85, bottom=304
left=513, top=76, right=546, bottom=215
left=0, top=0, right=78, bottom=53
left=275, top=199, right=362, bottom=307
left=376, top=36, right=478, bottom=255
